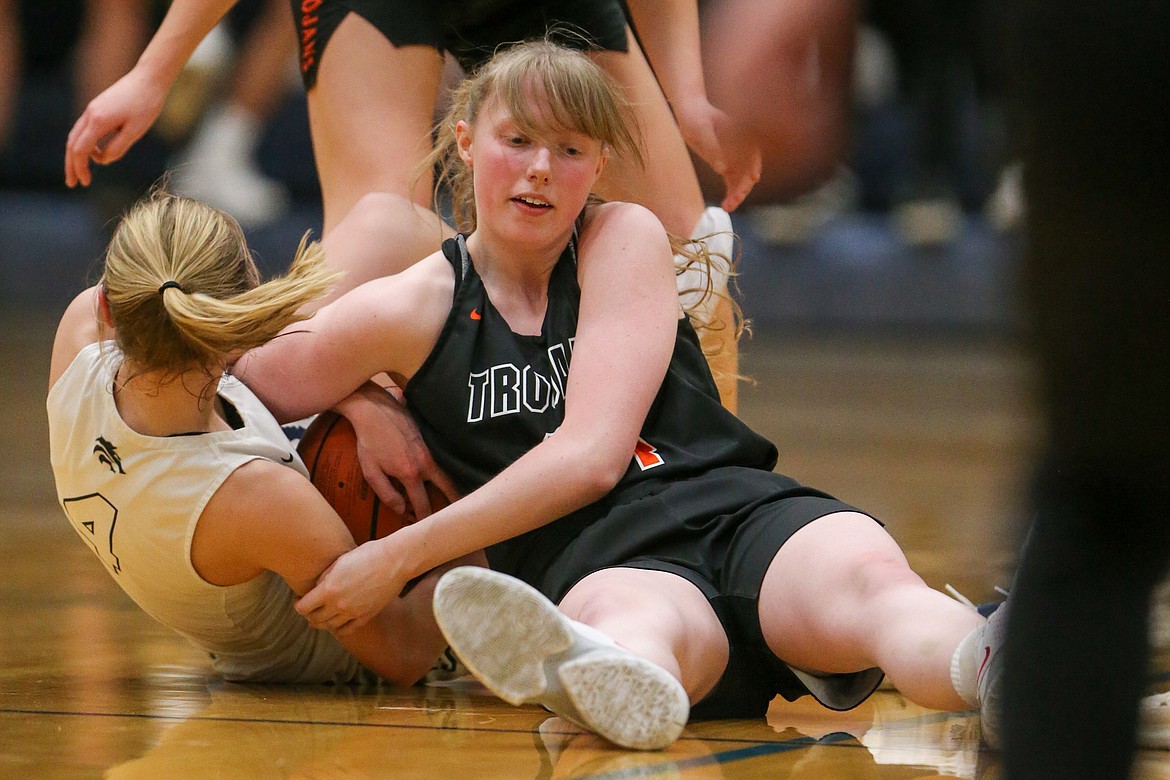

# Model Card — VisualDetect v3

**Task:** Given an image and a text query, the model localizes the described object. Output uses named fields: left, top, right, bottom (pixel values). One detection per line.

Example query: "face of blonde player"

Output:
left=456, top=93, right=608, bottom=260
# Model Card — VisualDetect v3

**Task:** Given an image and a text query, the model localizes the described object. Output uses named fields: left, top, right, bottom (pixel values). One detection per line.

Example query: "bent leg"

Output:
left=308, top=13, right=443, bottom=235
left=433, top=567, right=694, bottom=749
left=313, top=192, right=453, bottom=309
left=759, top=511, right=983, bottom=710
left=559, top=567, right=729, bottom=704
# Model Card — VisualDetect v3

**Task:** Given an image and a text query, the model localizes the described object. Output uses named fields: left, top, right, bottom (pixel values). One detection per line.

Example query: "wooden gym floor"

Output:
left=4, top=310, right=1170, bottom=779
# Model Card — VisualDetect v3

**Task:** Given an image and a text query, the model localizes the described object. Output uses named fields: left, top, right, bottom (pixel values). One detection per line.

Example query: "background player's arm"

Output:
left=65, top=0, right=240, bottom=186
left=623, top=0, right=760, bottom=210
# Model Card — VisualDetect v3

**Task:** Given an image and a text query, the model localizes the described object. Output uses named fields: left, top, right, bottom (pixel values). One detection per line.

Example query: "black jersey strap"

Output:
left=437, top=234, right=472, bottom=301
left=455, top=234, right=472, bottom=282
left=449, top=229, right=576, bottom=283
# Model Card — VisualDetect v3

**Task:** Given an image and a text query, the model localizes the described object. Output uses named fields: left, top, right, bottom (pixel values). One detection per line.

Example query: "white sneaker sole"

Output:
left=432, top=567, right=689, bottom=750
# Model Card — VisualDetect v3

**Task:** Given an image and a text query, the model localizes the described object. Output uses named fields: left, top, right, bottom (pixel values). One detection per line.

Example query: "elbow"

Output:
left=380, top=663, right=429, bottom=689
left=363, top=644, right=442, bottom=688
left=573, top=443, right=631, bottom=501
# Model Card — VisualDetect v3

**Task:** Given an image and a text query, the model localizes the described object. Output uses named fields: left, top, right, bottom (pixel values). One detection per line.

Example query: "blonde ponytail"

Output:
left=102, top=189, right=340, bottom=375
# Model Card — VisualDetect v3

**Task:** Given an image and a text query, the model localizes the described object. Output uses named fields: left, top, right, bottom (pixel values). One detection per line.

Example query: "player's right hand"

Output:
left=65, top=69, right=168, bottom=188
left=296, top=539, right=409, bottom=635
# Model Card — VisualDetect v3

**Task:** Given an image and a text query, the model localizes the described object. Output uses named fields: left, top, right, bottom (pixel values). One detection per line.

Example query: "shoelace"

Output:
left=945, top=584, right=1010, bottom=614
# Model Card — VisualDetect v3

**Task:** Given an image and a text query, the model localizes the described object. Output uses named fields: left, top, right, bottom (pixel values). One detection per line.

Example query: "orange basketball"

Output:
left=297, top=411, right=449, bottom=543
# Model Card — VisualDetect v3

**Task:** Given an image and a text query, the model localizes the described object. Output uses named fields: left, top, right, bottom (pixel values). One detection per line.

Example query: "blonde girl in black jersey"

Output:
left=236, top=40, right=1006, bottom=751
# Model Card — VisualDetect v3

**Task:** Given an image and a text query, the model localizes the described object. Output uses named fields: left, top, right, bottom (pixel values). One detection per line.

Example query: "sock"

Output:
left=950, top=622, right=983, bottom=707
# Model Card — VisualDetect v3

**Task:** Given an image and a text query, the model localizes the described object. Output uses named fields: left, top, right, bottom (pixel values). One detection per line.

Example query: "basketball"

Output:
left=297, top=411, right=449, bottom=543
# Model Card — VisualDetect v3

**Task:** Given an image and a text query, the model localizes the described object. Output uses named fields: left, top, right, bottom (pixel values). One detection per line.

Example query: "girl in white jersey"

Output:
left=47, top=189, right=480, bottom=686
left=235, top=41, right=1008, bottom=750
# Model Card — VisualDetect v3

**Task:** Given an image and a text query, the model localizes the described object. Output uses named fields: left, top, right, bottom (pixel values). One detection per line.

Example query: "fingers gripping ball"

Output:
left=297, top=411, right=448, bottom=542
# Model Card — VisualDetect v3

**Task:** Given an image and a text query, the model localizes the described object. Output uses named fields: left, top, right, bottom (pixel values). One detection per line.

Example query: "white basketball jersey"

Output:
left=47, top=341, right=359, bottom=683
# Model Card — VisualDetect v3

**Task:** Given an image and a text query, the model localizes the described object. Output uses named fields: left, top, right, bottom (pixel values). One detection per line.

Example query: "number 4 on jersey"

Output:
left=63, top=493, right=122, bottom=574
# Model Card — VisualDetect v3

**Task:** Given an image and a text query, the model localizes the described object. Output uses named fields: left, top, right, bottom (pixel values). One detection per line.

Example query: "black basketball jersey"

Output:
left=404, top=234, right=782, bottom=574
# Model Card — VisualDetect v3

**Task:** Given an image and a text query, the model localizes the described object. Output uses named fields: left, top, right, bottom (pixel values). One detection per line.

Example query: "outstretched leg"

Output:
left=758, top=511, right=985, bottom=711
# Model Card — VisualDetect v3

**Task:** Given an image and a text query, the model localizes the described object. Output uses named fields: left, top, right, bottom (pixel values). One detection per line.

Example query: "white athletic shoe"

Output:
left=432, top=567, right=690, bottom=750
left=945, top=583, right=1009, bottom=749
left=975, top=599, right=1009, bottom=749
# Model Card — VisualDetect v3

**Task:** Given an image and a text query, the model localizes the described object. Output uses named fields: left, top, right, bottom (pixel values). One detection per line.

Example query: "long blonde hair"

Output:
left=428, top=38, right=641, bottom=234
left=426, top=39, right=744, bottom=352
left=101, top=188, right=339, bottom=376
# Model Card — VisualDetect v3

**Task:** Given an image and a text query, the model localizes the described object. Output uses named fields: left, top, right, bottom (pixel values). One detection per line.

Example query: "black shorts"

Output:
left=518, top=467, right=886, bottom=720
left=291, top=0, right=629, bottom=89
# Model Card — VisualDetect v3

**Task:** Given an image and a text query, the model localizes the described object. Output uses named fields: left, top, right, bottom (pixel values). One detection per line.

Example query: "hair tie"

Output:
left=158, top=280, right=184, bottom=295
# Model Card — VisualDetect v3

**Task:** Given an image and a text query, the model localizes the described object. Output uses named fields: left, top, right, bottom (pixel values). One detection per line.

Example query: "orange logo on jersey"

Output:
left=470, top=308, right=482, bottom=320
left=633, top=437, right=665, bottom=471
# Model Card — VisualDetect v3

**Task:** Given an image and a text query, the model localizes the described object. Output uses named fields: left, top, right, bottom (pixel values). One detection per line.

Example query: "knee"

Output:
left=843, top=550, right=925, bottom=605
left=566, top=582, right=726, bottom=698
left=571, top=586, right=687, bottom=636
left=565, top=578, right=722, bottom=662
left=347, top=192, right=418, bottom=224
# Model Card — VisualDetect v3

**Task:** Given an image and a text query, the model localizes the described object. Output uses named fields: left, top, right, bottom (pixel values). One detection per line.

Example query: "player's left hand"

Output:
left=333, top=382, right=460, bottom=520
left=673, top=98, right=762, bottom=212
left=295, top=539, right=409, bottom=634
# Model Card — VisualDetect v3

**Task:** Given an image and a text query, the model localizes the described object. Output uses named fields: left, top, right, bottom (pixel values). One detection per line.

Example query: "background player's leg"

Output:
left=307, top=13, right=443, bottom=236
left=311, top=192, right=453, bottom=311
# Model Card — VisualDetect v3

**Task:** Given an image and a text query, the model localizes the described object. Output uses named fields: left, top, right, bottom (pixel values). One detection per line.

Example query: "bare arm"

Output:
left=49, top=287, right=108, bottom=391
left=233, top=251, right=457, bottom=516
left=200, top=461, right=468, bottom=685
left=234, top=252, right=454, bottom=423
left=624, top=0, right=761, bottom=210
left=65, top=0, right=240, bottom=187
left=331, top=381, right=462, bottom=518
left=295, top=203, right=682, bottom=633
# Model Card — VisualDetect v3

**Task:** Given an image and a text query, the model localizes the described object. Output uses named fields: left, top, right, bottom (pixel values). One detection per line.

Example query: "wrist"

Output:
left=332, top=381, right=384, bottom=419
left=134, top=48, right=187, bottom=88
left=375, top=522, right=428, bottom=584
